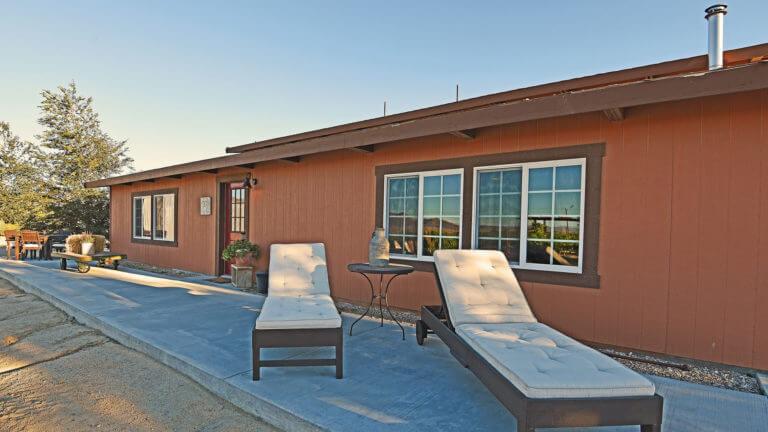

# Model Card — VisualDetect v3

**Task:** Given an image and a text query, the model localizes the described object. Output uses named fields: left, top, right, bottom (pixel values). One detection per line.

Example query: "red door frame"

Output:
left=223, top=182, right=249, bottom=275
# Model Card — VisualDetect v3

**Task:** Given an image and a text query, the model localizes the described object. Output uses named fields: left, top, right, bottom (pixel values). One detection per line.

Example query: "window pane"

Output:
left=442, top=196, right=460, bottom=216
left=500, top=240, right=520, bottom=263
left=478, top=217, right=500, bottom=237
left=443, top=174, right=461, bottom=195
left=554, top=192, right=580, bottom=215
left=529, top=167, right=553, bottom=191
left=553, top=242, right=579, bottom=266
left=388, top=217, right=403, bottom=234
left=405, top=177, right=419, bottom=197
left=423, top=237, right=439, bottom=256
left=154, top=196, right=163, bottom=239
left=404, top=217, right=418, bottom=235
left=402, top=236, right=417, bottom=255
left=423, top=197, right=440, bottom=216
left=500, top=217, right=521, bottom=238
left=528, top=193, right=552, bottom=215
left=424, top=176, right=441, bottom=196
left=555, top=165, right=581, bottom=190
left=389, top=178, right=405, bottom=197
left=423, top=217, right=440, bottom=236
left=554, top=218, right=580, bottom=240
left=133, top=199, right=142, bottom=237
left=527, top=217, right=552, bottom=239
left=478, top=238, right=499, bottom=251
left=527, top=241, right=552, bottom=264
left=502, top=170, right=522, bottom=193
left=389, top=198, right=404, bottom=216
left=404, top=198, right=418, bottom=217
left=479, top=171, right=501, bottom=194
left=501, top=194, right=521, bottom=216
left=478, top=195, right=500, bottom=216
left=389, top=236, right=404, bottom=254
left=142, top=197, right=151, bottom=237
left=441, top=237, right=459, bottom=250
left=441, top=217, right=460, bottom=237
left=164, top=195, right=175, bottom=241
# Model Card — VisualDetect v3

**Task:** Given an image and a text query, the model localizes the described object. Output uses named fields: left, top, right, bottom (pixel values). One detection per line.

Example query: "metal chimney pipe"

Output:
left=705, top=4, right=727, bottom=70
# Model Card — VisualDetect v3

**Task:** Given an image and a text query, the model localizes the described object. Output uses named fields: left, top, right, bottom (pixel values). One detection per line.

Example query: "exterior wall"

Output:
left=111, top=89, right=768, bottom=369
left=245, top=89, right=768, bottom=370
left=111, top=173, right=220, bottom=275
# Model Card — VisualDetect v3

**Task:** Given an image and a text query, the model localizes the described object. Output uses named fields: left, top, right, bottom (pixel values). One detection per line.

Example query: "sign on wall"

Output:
left=200, top=197, right=211, bottom=215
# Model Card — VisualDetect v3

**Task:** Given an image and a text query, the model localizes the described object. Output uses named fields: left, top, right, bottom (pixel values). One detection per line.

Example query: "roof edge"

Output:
left=226, top=43, right=768, bottom=154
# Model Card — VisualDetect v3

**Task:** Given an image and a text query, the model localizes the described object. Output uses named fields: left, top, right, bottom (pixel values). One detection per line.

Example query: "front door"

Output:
left=223, top=182, right=248, bottom=275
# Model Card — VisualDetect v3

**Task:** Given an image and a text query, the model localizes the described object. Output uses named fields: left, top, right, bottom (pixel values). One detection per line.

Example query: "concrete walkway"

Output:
left=1, top=259, right=766, bottom=432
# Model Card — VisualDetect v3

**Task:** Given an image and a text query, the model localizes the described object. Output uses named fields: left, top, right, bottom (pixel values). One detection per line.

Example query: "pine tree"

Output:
left=37, top=82, right=133, bottom=234
left=0, top=122, right=49, bottom=227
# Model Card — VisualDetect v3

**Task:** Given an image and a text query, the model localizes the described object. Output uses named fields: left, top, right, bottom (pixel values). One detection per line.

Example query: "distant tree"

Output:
left=36, top=82, right=133, bottom=235
left=0, top=122, right=50, bottom=227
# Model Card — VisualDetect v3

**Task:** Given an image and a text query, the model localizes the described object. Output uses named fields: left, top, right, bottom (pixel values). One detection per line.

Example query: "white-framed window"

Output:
left=133, top=196, right=151, bottom=239
left=153, top=193, right=175, bottom=241
left=132, top=191, right=176, bottom=243
left=472, top=158, right=585, bottom=273
left=384, top=169, right=463, bottom=260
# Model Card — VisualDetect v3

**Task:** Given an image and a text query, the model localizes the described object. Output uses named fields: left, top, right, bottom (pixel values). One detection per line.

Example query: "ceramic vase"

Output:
left=369, top=228, right=389, bottom=267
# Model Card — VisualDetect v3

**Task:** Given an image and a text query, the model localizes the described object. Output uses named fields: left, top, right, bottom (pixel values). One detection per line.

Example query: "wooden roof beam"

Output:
left=349, top=145, right=375, bottom=153
left=238, top=163, right=256, bottom=169
left=449, top=129, right=476, bottom=140
left=602, top=107, right=626, bottom=121
left=202, top=169, right=219, bottom=174
left=279, top=157, right=301, bottom=163
left=167, top=174, right=183, bottom=179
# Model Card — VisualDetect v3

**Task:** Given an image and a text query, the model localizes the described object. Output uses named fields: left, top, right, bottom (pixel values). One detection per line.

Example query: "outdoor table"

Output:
left=347, top=262, right=414, bottom=340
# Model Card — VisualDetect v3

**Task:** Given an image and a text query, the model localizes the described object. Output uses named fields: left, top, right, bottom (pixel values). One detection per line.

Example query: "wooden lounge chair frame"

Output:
left=252, top=327, right=343, bottom=380
left=416, top=265, right=663, bottom=432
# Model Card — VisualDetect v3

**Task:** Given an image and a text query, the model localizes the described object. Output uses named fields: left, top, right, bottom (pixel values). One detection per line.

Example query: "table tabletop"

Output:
left=347, top=262, right=415, bottom=275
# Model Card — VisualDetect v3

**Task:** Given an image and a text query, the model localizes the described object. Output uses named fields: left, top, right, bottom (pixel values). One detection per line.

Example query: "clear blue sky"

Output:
left=1, top=1, right=766, bottom=172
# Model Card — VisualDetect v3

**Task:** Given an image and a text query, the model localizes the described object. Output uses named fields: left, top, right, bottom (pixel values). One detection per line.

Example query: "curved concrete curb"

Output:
left=0, top=267, right=326, bottom=432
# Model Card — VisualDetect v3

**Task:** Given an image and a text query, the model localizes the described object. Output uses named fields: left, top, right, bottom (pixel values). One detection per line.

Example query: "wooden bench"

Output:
left=51, top=251, right=127, bottom=273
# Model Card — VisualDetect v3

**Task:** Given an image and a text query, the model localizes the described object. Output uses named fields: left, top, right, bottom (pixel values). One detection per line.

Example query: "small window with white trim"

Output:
left=385, top=169, right=463, bottom=260
left=473, top=158, right=585, bottom=273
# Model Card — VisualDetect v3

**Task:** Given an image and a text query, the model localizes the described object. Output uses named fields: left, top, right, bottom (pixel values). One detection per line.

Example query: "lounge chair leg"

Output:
left=252, top=331, right=260, bottom=381
left=335, top=327, right=343, bottom=379
left=641, top=425, right=661, bottom=432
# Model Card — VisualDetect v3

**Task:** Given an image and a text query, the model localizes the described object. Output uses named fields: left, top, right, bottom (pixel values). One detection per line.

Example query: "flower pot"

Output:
left=233, top=251, right=253, bottom=266
left=81, top=242, right=94, bottom=256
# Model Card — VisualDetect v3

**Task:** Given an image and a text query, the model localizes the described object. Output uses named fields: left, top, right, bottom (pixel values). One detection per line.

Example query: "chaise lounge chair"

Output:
left=252, top=243, right=343, bottom=380
left=416, top=250, right=663, bottom=432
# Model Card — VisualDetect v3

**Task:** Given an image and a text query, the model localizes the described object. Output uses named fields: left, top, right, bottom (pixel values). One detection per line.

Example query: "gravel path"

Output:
left=0, top=278, right=281, bottom=432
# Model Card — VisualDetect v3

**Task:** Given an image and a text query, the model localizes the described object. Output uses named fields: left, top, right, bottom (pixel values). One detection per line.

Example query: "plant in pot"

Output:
left=222, top=240, right=260, bottom=267
left=80, top=233, right=95, bottom=256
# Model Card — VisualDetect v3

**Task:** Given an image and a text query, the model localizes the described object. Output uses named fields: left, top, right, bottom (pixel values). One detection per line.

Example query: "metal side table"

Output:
left=347, top=263, right=414, bottom=340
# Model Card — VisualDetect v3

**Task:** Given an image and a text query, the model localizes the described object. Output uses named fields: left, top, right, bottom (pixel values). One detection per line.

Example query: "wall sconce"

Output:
left=242, top=173, right=258, bottom=189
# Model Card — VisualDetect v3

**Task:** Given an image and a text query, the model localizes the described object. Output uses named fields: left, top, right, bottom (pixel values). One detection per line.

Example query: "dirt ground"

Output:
left=0, top=278, right=280, bottom=432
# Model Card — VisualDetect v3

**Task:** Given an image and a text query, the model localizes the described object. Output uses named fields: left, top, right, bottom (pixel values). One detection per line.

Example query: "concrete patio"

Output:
left=0, top=258, right=766, bottom=432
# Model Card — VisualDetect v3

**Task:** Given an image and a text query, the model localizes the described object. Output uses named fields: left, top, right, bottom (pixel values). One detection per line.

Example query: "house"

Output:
left=87, top=41, right=768, bottom=371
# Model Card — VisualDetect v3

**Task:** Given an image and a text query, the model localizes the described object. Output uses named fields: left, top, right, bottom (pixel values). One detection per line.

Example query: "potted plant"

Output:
left=222, top=240, right=260, bottom=266
left=80, top=233, right=95, bottom=256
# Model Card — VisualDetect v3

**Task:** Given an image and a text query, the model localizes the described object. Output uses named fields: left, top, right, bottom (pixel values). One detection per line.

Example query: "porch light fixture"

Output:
left=242, top=173, right=258, bottom=189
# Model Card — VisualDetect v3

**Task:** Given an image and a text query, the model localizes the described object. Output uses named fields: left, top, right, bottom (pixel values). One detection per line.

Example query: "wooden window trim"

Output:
left=375, top=143, right=604, bottom=288
left=130, top=188, right=179, bottom=247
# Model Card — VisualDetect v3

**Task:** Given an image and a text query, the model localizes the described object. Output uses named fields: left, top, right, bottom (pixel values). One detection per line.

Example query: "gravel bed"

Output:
left=120, top=260, right=201, bottom=278
left=600, top=348, right=761, bottom=394
left=336, top=302, right=419, bottom=326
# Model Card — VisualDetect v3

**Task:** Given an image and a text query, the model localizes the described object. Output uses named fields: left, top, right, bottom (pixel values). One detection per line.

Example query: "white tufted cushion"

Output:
left=268, top=243, right=331, bottom=297
left=255, top=294, right=341, bottom=329
left=457, top=322, right=655, bottom=398
left=256, top=243, right=341, bottom=330
left=434, top=250, right=536, bottom=326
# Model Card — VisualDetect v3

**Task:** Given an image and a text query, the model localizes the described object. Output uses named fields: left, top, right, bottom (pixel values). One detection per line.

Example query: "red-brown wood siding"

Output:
left=110, top=89, right=768, bottom=369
